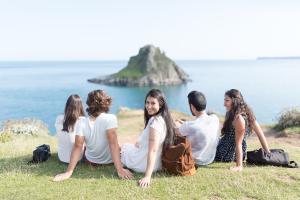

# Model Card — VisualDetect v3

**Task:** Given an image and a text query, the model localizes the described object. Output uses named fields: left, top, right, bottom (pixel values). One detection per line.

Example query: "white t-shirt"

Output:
left=121, top=115, right=167, bottom=173
left=76, top=113, right=118, bottom=164
left=55, top=114, right=85, bottom=163
left=179, top=113, right=219, bottom=166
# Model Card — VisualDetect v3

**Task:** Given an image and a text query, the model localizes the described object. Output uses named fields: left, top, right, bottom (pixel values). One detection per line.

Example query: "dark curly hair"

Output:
left=221, top=89, right=256, bottom=135
left=86, top=90, right=112, bottom=118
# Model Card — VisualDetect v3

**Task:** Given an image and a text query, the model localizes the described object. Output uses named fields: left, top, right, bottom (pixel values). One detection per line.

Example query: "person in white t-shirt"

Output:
left=175, top=91, right=220, bottom=166
left=121, top=89, right=176, bottom=187
left=55, top=94, right=85, bottom=163
left=54, top=90, right=133, bottom=181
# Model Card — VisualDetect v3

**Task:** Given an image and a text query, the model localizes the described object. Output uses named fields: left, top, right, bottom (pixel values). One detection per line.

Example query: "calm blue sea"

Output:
left=0, top=60, right=299, bottom=133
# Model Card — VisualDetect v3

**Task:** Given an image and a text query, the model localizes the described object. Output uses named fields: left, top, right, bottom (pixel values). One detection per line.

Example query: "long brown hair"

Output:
left=86, top=90, right=112, bottom=118
left=144, top=89, right=175, bottom=150
left=62, top=94, right=85, bottom=132
left=221, top=89, right=256, bottom=135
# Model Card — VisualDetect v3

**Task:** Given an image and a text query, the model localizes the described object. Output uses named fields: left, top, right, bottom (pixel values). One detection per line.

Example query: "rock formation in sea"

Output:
left=88, top=45, right=190, bottom=86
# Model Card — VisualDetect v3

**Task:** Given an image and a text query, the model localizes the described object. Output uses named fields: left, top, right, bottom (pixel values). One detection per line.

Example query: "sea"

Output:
left=0, top=59, right=299, bottom=134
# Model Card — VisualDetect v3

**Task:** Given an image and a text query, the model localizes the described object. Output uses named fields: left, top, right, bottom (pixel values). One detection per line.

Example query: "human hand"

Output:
left=53, top=171, right=72, bottom=182
left=117, top=168, right=133, bottom=180
left=230, top=166, right=243, bottom=172
left=138, top=176, right=151, bottom=188
left=175, top=119, right=184, bottom=128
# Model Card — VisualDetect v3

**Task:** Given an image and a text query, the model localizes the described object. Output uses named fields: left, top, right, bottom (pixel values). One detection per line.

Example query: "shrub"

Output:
left=1, top=118, right=50, bottom=136
left=276, top=108, right=300, bottom=130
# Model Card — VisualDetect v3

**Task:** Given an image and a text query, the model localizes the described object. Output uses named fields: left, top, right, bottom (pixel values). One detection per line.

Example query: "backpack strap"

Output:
left=287, top=161, right=298, bottom=168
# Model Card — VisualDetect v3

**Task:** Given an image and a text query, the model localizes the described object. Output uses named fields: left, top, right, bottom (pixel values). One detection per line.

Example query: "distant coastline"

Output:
left=257, top=56, right=300, bottom=60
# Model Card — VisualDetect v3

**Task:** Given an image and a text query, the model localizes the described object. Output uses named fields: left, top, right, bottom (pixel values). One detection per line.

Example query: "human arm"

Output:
left=107, top=128, right=133, bottom=179
left=175, top=119, right=184, bottom=128
left=138, top=127, right=159, bottom=187
left=53, top=135, right=84, bottom=181
left=252, top=120, right=270, bottom=153
left=174, top=119, right=184, bottom=136
left=231, top=115, right=246, bottom=172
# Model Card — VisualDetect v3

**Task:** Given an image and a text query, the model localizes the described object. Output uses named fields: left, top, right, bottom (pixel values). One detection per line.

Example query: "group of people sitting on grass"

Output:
left=53, top=88, right=270, bottom=187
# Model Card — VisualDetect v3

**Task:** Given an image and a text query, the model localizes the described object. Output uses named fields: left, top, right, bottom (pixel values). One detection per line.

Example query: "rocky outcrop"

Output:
left=88, top=45, right=190, bottom=86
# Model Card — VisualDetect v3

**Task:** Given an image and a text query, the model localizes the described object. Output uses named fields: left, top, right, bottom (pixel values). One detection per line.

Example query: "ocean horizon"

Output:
left=1, top=59, right=300, bottom=134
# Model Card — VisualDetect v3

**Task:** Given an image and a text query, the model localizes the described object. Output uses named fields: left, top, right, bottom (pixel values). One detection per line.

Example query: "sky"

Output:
left=0, top=0, right=300, bottom=60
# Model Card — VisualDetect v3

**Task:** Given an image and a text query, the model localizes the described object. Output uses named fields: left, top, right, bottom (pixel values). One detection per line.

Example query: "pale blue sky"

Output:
left=0, top=0, right=299, bottom=60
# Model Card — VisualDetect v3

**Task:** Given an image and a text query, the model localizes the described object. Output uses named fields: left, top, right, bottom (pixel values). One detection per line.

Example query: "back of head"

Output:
left=63, top=94, right=85, bottom=132
left=86, top=90, right=112, bottom=118
left=187, top=91, right=206, bottom=112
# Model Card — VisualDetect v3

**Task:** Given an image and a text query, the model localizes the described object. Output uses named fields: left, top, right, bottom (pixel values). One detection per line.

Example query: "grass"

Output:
left=0, top=110, right=300, bottom=200
left=113, top=58, right=145, bottom=79
left=113, top=68, right=144, bottom=79
left=0, top=132, right=13, bottom=143
left=284, top=126, right=300, bottom=134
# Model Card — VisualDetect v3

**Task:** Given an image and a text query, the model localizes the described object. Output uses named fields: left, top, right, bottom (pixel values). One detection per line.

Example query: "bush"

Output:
left=276, top=108, right=300, bottom=130
left=0, top=131, right=13, bottom=143
left=1, top=118, right=50, bottom=136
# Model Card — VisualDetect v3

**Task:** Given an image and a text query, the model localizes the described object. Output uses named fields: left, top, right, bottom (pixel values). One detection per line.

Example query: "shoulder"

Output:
left=97, top=113, right=118, bottom=129
left=208, top=114, right=219, bottom=122
left=76, top=116, right=86, bottom=124
left=149, top=115, right=165, bottom=128
left=233, top=114, right=246, bottom=129
left=151, top=115, right=165, bottom=124
left=55, top=114, right=64, bottom=124
left=103, top=113, right=117, bottom=121
left=96, top=113, right=117, bottom=121
left=56, top=114, right=64, bottom=120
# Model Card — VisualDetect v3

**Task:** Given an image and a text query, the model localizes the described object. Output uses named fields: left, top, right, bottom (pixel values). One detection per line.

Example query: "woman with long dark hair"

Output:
left=55, top=94, right=85, bottom=163
left=215, top=89, right=270, bottom=171
left=54, top=90, right=133, bottom=181
left=121, top=89, right=175, bottom=187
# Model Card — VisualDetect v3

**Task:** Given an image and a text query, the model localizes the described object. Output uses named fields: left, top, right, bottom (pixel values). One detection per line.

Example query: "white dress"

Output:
left=121, top=115, right=167, bottom=173
left=55, top=114, right=85, bottom=163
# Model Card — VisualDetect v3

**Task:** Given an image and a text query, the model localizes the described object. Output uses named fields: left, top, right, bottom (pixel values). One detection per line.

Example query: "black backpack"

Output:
left=28, top=144, right=51, bottom=164
left=246, top=148, right=298, bottom=168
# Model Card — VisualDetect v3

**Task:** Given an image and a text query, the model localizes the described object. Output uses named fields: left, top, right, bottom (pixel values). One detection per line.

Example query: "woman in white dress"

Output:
left=121, top=89, right=176, bottom=187
left=55, top=94, right=85, bottom=163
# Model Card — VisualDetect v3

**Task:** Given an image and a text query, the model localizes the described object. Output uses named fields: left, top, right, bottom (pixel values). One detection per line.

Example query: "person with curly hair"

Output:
left=214, top=89, right=270, bottom=172
left=54, top=90, right=133, bottom=181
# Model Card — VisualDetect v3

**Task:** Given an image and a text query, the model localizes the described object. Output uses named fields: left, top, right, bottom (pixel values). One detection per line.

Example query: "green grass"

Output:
left=0, top=132, right=13, bottom=143
left=113, top=68, right=144, bottom=79
left=113, top=58, right=145, bottom=79
left=284, top=126, right=300, bottom=134
left=1, top=110, right=300, bottom=200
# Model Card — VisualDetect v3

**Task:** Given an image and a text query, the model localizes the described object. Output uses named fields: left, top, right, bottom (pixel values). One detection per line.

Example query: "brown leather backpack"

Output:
left=161, top=135, right=196, bottom=176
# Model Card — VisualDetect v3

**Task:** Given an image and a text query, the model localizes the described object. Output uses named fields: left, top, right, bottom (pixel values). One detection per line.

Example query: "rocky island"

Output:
left=88, top=45, right=190, bottom=86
